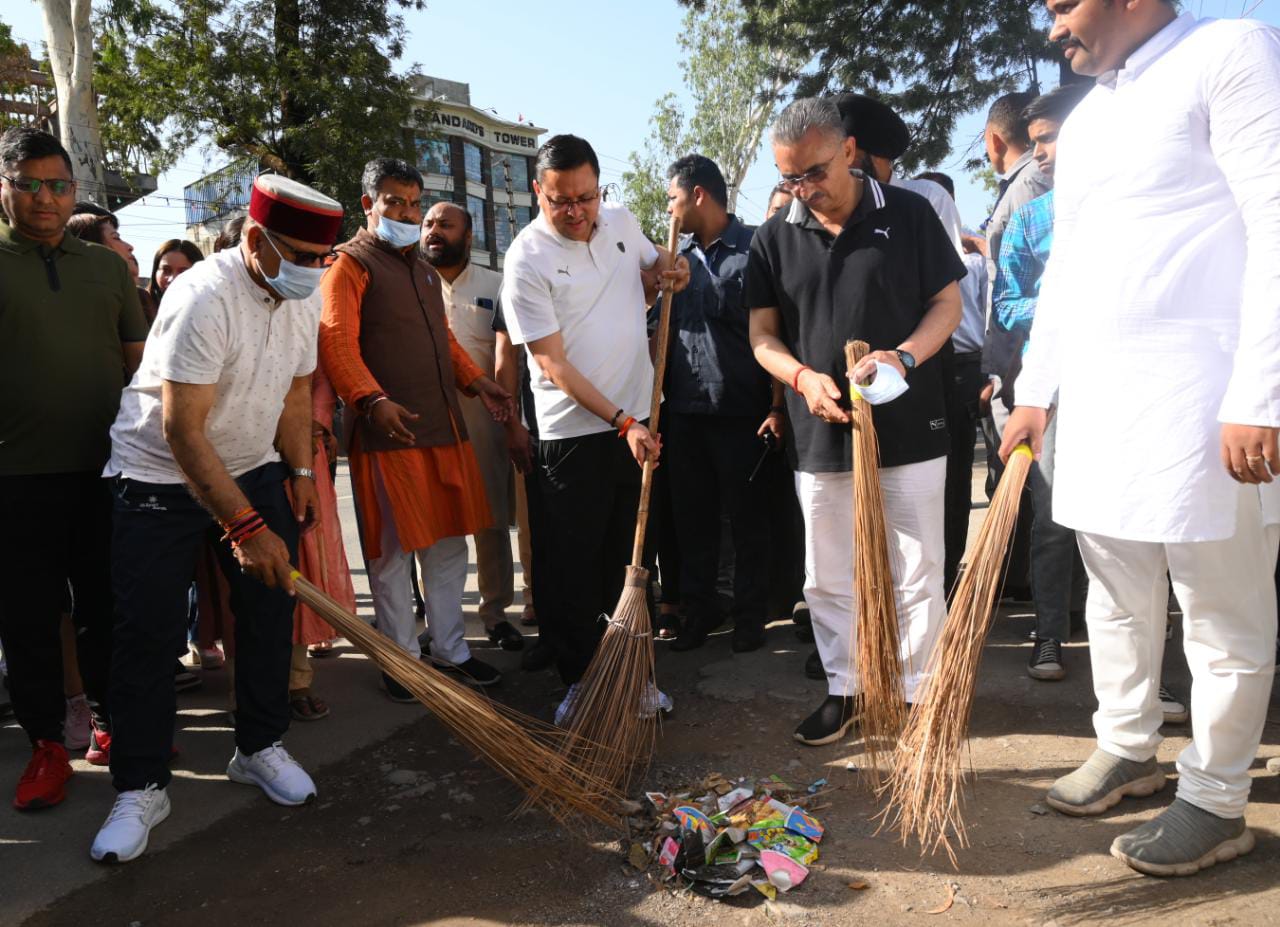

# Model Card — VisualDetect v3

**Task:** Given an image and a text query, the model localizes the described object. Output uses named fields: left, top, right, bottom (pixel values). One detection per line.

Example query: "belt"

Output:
left=953, top=351, right=982, bottom=362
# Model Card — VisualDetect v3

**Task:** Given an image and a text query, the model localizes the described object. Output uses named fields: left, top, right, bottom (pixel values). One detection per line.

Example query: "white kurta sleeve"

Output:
left=1213, top=25, right=1280, bottom=427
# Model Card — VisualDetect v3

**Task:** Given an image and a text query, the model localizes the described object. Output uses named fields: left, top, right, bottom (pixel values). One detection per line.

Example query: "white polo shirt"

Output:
left=107, top=248, right=320, bottom=484
left=501, top=202, right=659, bottom=440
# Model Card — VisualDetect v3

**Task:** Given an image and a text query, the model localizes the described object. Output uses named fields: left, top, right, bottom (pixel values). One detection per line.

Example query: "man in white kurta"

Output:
left=421, top=201, right=522, bottom=651
left=1002, top=3, right=1280, bottom=877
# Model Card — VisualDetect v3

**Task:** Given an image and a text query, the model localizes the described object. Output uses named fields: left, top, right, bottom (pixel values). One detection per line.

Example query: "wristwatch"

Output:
left=291, top=467, right=316, bottom=481
left=894, top=349, right=916, bottom=372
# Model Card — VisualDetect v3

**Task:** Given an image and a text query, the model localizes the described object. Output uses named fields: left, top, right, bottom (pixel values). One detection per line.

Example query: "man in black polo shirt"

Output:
left=745, top=98, right=965, bottom=745
left=0, top=127, right=147, bottom=808
left=661, top=154, right=779, bottom=654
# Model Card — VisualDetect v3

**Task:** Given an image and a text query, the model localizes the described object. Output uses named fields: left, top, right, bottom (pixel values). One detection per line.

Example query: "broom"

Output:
left=289, top=572, right=624, bottom=828
left=878, top=444, right=1034, bottom=863
left=552, top=214, right=683, bottom=792
left=845, top=340, right=908, bottom=781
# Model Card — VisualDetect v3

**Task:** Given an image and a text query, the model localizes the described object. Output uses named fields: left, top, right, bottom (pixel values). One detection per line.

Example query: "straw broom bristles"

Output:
left=879, top=445, right=1034, bottom=863
left=543, top=215, right=684, bottom=794
left=845, top=340, right=908, bottom=781
left=289, top=572, right=625, bottom=829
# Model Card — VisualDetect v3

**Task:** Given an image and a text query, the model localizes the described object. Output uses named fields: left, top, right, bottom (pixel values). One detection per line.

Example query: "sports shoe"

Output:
left=1046, top=748, right=1166, bottom=816
left=554, top=683, right=580, bottom=726
left=731, top=623, right=766, bottom=653
left=485, top=620, right=525, bottom=652
left=65, top=694, right=93, bottom=751
left=1027, top=638, right=1066, bottom=681
left=382, top=672, right=417, bottom=704
left=432, top=655, right=501, bottom=688
left=521, top=639, right=557, bottom=672
left=794, top=695, right=858, bottom=746
left=14, top=740, right=72, bottom=810
left=1111, top=798, right=1254, bottom=877
left=804, top=649, right=825, bottom=681
left=226, top=743, right=316, bottom=806
left=90, top=785, right=170, bottom=863
left=86, top=722, right=111, bottom=766
left=639, top=683, right=674, bottom=719
left=1159, top=685, right=1189, bottom=724
left=192, top=644, right=225, bottom=670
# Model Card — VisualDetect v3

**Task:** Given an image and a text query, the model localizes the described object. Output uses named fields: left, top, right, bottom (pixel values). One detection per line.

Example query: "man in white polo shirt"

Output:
left=501, top=134, right=688, bottom=706
left=91, top=174, right=340, bottom=863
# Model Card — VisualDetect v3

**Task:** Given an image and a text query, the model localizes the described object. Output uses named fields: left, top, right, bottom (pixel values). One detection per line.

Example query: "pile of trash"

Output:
left=624, top=772, right=829, bottom=901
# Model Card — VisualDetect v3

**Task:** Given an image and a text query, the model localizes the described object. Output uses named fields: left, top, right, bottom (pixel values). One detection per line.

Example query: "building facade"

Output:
left=183, top=76, right=543, bottom=269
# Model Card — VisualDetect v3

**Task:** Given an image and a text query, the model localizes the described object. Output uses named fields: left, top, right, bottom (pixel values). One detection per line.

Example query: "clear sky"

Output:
left=6, top=0, right=1279, bottom=262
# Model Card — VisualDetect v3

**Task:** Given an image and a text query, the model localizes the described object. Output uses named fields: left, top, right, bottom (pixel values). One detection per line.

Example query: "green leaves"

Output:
left=95, top=0, right=433, bottom=234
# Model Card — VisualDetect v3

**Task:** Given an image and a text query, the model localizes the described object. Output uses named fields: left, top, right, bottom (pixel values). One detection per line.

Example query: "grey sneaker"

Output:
left=1158, top=685, right=1188, bottom=724
left=1111, top=798, right=1254, bottom=877
left=1046, top=748, right=1166, bottom=816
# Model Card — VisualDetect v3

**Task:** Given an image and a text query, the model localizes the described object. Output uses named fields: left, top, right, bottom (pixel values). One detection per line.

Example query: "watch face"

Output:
left=897, top=350, right=916, bottom=369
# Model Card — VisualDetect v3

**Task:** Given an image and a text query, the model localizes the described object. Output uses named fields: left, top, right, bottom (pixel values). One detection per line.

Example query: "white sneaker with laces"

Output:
left=227, top=742, right=316, bottom=806
left=640, top=683, right=674, bottom=719
left=554, top=683, right=580, bottom=726
left=1159, top=685, right=1189, bottom=724
left=65, top=694, right=93, bottom=751
left=90, top=785, right=170, bottom=863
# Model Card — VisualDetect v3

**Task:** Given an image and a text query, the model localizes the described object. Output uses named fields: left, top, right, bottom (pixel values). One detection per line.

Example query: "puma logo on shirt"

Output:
left=556, top=267, right=571, bottom=276
left=874, top=227, right=891, bottom=239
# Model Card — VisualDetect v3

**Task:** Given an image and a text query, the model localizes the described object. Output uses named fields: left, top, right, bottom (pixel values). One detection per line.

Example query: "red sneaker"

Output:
left=86, top=724, right=179, bottom=767
left=14, top=740, right=72, bottom=810
left=85, top=724, right=111, bottom=767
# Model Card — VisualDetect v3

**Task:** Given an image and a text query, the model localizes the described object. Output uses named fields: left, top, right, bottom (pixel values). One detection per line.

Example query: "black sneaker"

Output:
left=382, top=672, right=417, bottom=703
left=670, top=616, right=714, bottom=652
left=794, top=695, right=858, bottom=746
left=521, top=639, right=557, bottom=672
left=174, top=663, right=202, bottom=693
left=486, top=620, right=525, bottom=652
left=1028, top=638, right=1066, bottom=681
left=804, top=649, right=825, bottom=681
left=731, top=624, right=766, bottom=653
left=434, top=656, right=502, bottom=688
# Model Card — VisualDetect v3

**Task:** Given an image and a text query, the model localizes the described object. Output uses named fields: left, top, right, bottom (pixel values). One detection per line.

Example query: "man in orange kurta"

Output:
left=319, top=158, right=512, bottom=696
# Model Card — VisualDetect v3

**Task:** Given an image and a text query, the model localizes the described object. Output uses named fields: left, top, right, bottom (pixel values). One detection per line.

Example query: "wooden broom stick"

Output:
left=845, top=340, right=908, bottom=782
left=879, top=445, right=1035, bottom=863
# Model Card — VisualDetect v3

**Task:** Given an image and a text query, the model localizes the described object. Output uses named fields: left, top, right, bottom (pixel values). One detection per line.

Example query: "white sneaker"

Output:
left=227, top=742, right=316, bottom=806
left=554, top=684, right=580, bottom=726
left=90, top=785, right=170, bottom=863
left=640, top=683, right=674, bottom=719
left=65, top=694, right=92, bottom=751
left=1159, top=685, right=1188, bottom=724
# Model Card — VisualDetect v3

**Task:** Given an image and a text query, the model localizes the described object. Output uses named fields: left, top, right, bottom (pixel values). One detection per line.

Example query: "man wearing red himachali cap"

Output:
left=90, top=174, right=343, bottom=863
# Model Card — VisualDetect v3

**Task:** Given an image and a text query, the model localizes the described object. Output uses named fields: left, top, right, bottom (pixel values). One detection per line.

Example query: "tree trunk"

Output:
left=40, top=0, right=106, bottom=202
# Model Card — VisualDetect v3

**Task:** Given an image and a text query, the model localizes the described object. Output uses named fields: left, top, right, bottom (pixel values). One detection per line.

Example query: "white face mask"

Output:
left=850, top=361, right=910, bottom=405
left=374, top=215, right=422, bottom=249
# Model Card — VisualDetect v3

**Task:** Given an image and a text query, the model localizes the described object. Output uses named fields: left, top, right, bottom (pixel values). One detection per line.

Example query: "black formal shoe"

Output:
left=670, top=618, right=711, bottom=652
left=794, top=695, right=858, bottom=746
left=521, top=639, right=557, bottom=672
left=731, top=625, right=766, bottom=653
left=792, top=603, right=814, bottom=642
left=432, top=656, right=502, bottom=687
left=486, top=620, right=525, bottom=651
left=804, top=649, right=825, bottom=681
left=382, top=672, right=416, bottom=703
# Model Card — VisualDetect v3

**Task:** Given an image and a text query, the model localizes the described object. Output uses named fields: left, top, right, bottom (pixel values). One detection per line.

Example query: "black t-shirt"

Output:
left=743, top=175, right=966, bottom=472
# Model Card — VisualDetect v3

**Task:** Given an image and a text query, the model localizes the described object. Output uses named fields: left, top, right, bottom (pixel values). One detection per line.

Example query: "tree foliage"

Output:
left=689, top=0, right=1067, bottom=174
left=621, top=0, right=804, bottom=240
left=95, top=0, right=432, bottom=227
left=0, top=20, right=41, bottom=131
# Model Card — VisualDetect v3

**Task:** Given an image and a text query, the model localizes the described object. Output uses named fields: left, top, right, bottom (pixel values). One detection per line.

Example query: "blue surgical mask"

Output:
left=374, top=216, right=422, bottom=249
left=260, top=230, right=326, bottom=300
left=851, top=361, right=910, bottom=406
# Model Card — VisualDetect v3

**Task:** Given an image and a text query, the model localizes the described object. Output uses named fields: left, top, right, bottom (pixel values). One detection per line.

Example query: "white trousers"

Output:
left=367, top=460, right=471, bottom=666
left=797, top=456, right=948, bottom=701
left=1078, top=483, right=1278, bottom=817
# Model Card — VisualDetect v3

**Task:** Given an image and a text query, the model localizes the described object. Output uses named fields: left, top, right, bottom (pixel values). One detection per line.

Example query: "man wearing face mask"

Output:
left=319, top=159, right=511, bottom=699
left=94, top=174, right=342, bottom=863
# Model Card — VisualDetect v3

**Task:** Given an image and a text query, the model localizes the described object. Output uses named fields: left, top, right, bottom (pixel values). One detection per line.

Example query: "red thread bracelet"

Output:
left=618, top=416, right=637, bottom=437
left=792, top=366, right=811, bottom=392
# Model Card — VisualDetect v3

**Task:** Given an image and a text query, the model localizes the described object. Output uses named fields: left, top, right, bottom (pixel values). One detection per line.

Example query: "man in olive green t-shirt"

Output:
left=0, top=127, right=146, bottom=811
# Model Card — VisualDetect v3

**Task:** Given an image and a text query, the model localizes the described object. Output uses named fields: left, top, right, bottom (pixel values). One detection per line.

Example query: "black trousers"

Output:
left=522, top=435, right=559, bottom=649
left=0, top=473, right=114, bottom=745
left=537, top=427, right=651, bottom=686
left=108, top=462, right=298, bottom=791
left=943, top=352, right=987, bottom=593
left=764, top=451, right=805, bottom=619
left=664, top=413, right=770, bottom=632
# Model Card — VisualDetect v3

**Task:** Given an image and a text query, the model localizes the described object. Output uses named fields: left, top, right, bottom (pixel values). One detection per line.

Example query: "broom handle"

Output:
left=631, top=215, right=683, bottom=567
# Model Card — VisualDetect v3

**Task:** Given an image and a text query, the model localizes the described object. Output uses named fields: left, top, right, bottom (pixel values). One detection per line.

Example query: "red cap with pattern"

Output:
left=248, top=174, right=344, bottom=246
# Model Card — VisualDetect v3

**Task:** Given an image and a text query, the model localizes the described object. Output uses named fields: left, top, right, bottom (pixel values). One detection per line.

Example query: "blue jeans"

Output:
left=1029, top=415, right=1087, bottom=641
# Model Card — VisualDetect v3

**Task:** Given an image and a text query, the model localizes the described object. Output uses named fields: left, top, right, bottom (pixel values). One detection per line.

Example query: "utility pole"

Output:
left=39, top=0, right=107, bottom=203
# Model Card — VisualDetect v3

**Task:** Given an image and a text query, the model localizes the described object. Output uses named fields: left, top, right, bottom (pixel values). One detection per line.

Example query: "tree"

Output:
left=0, top=21, right=48, bottom=130
left=39, top=0, right=108, bottom=201
left=621, top=0, right=804, bottom=240
left=695, top=0, right=1067, bottom=174
left=96, top=0, right=433, bottom=229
